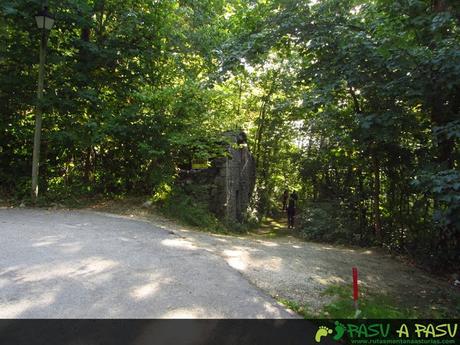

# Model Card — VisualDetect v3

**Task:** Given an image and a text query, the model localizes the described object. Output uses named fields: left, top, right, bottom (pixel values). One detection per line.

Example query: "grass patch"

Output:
left=320, top=285, right=415, bottom=318
left=279, top=284, right=430, bottom=319
left=249, top=217, right=296, bottom=238
left=278, top=298, right=316, bottom=318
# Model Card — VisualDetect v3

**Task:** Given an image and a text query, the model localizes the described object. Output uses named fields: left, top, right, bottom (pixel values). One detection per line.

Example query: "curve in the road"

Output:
left=0, top=208, right=293, bottom=318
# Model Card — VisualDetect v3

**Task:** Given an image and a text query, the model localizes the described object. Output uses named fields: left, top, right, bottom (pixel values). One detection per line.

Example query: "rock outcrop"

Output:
left=180, top=132, right=256, bottom=223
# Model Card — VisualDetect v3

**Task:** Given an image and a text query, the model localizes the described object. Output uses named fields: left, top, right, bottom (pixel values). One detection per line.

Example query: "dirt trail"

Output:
left=89, top=203, right=459, bottom=317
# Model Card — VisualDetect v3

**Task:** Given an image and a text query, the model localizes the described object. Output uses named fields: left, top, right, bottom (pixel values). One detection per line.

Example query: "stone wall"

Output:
left=180, top=132, right=256, bottom=223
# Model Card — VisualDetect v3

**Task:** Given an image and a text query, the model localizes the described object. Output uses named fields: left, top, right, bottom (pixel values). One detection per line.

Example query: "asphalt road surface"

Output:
left=0, top=208, right=293, bottom=318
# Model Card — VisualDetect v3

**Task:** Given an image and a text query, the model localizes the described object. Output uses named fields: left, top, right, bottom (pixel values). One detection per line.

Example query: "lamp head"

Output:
left=35, top=6, right=55, bottom=30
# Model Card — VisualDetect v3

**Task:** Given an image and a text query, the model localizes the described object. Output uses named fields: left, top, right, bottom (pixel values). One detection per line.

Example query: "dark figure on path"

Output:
left=282, top=189, right=289, bottom=211
left=287, top=191, right=298, bottom=229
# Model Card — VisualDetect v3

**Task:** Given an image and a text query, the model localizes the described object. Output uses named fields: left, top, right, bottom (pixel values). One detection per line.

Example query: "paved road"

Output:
left=0, top=208, right=292, bottom=318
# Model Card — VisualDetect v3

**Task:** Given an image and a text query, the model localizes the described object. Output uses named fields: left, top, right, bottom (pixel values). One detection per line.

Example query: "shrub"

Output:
left=159, top=187, right=227, bottom=232
left=297, top=202, right=356, bottom=244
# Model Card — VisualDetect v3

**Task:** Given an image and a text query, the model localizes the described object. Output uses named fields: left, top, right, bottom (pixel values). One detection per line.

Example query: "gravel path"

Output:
left=0, top=208, right=294, bottom=318
left=1, top=207, right=457, bottom=318
left=139, top=210, right=459, bottom=316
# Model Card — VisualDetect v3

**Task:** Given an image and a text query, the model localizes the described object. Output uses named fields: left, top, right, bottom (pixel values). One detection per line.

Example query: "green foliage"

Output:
left=411, top=169, right=460, bottom=267
left=0, top=0, right=237, bottom=198
left=219, top=0, right=460, bottom=270
left=279, top=284, right=453, bottom=319
left=297, top=202, right=359, bottom=245
left=320, top=285, right=416, bottom=319
left=277, top=299, right=316, bottom=319
left=1, top=0, right=459, bottom=270
left=158, top=187, right=227, bottom=233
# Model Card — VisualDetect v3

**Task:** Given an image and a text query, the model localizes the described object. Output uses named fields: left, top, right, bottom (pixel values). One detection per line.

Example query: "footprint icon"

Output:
left=333, top=321, right=346, bottom=341
left=315, top=326, right=333, bottom=343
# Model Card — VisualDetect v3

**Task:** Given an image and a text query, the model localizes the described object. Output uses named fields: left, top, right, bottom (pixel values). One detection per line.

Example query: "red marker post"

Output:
left=352, top=267, right=359, bottom=315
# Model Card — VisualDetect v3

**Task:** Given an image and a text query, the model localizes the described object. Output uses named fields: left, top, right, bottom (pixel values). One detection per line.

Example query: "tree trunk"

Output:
left=357, top=168, right=365, bottom=232
left=431, top=95, right=455, bottom=168
left=430, top=0, right=455, bottom=168
left=31, top=29, right=48, bottom=201
left=372, top=153, right=382, bottom=242
left=254, top=75, right=278, bottom=168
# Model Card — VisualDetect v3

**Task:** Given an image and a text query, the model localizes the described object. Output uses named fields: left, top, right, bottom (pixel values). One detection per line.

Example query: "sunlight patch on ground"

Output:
left=0, top=278, right=7, bottom=289
left=130, top=277, right=171, bottom=301
left=131, top=284, right=159, bottom=300
left=0, top=292, right=56, bottom=318
left=161, top=238, right=197, bottom=250
left=58, top=242, right=83, bottom=254
left=118, top=236, right=133, bottom=242
left=313, top=275, right=346, bottom=286
left=32, top=240, right=57, bottom=247
left=256, top=301, right=288, bottom=319
left=256, top=240, right=279, bottom=247
left=222, top=249, right=247, bottom=271
left=75, top=258, right=119, bottom=276
left=227, top=257, right=246, bottom=270
left=32, top=235, right=63, bottom=247
left=231, top=245, right=260, bottom=253
left=321, top=245, right=356, bottom=253
left=15, top=257, right=118, bottom=282
left=222, top=248, right=284, bottom=272
left=162, top=307, right=215, bottom=318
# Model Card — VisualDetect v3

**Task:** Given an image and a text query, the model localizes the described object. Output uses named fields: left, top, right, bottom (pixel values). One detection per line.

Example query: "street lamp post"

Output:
left=31, top=5, right=54, bottom=201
